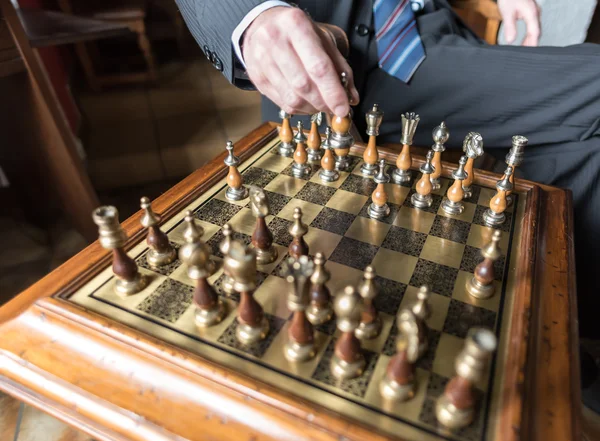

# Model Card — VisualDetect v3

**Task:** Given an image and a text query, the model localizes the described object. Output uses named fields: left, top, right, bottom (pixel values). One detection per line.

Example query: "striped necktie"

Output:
left=373, top=0, right=426, bottom=82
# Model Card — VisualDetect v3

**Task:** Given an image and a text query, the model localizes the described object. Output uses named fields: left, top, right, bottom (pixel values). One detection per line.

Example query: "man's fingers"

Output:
left=521, top=3, right=541, bottom=46
left=503, top=13, right=518, bottom=43
left=320, top=32, right=360, bottom=105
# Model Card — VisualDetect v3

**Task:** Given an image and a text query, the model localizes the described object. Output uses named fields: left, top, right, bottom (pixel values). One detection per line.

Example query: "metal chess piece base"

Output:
left=306, top=303, right=333, bottom=325
left=435, top=394, right=474, bottom=430
left=284, top=339, right=316, bottom=363
left=307, top=149, right=322, bottom=163
left=430, top=177, right=441, bottom=192
left=392, top=168, right=412, bottom=184
left=330, top=354, right=365, bottom=381
left=115, top=273, right=147, bottom=296
left=466, top=277, right=495, bottom=299
left=368, top=202, right=390, bottom=220
left=355, top=317, right=382, bottom=340
left=226, top=185, right=249, bottom=202
left=411, top=192, right=433, bottom=209
left=462, top=185, right=473, bottom=200
left=360, top=162, right=378, bottom=176
left=319, top=168, right=339, bottom=183
left=222, top=274, right=235, bottom=295
left=291, top=163, right=311, bottom=178
left=379, top=375, right=415, bottom=402
left=147, top=247, right=177, bottom=268
left=335, top=154, right=351, bottom=171
left=278, top=142, right=294, bottom=157
left=236, top=317, right=269, bottom=345
left=195, top=300, right=227, bottom=327
left=441, top=198, right=464, bottom=215
left=482, top=208, right=505, bottom=226
left=255, top=245, right=278, bottom=265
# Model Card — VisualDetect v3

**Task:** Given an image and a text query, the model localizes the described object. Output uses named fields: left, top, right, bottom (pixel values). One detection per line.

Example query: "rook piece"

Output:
left=411, top=151, right=435, bottom=209
left=412, top=286, right=432, bottom=359
left=505, top=136, right=527, bottom=206
left=319, top=127, right=340, bottom=182
left=288, top=207, right=309, bottom=258
left=429, top=122, right=450, bottom=191
left=307, top=252, right=333, bottom=325
left=436, top=328, right=497, bottom=429
left=140, top=197, right=176, bottom=267
left=356, top=266, right=381, bottom=340
left=483, top=166, right=513, bottom=226
left=441, top=156, right=468, bottom=215
left=224, top=240, right=269, bottom=344
left=282, top=256, right=316, bottom=362
left=292, top=121, right=311, bottom=178
left=462, top=133, right=484, bottom=199
left=224, top=141, right=249, bottom=201
left=220, top=224, right=236, bottom=295
left=249, top=186, right=278, bottom=264
left=331, top=72, right=354, bottom=171
left=466, top=230, right=502, bottom=299
left=93, top=206, right=147, bottom=295
left=368, top=159, right=391, bottom=220
left=278, top=109, right=295, bottom=157
left=179, top=213, right=226, bottom=327
left=361, top=104, right=384, bottom=176
left=307, top=112, right=323, bottom=162
left=330, top=286, right=365, bottom=380
left=392, top=112, right=420, bottom=184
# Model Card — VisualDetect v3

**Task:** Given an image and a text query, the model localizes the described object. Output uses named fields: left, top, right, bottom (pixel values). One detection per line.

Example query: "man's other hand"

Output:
left=242, top=6, right=360, bottom=117
left=498, top=0, right=541, bottom=46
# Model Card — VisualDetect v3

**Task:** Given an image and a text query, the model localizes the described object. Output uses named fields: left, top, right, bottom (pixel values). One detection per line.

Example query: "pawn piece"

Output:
left=292, top=121, right=312, bottom=178
left=307, top=112, right=323, bottom=162
left=461, top=133, right=484, bottom=199
left=392, top=112, right=420, bottom=184
left=182, top=210, right=217, bottom=276
left=224, top=141, right=249, bottom=201
left=282, top=255, right=316, bottom=362
left=307, top=252, right=333, bottom=325
left=412, top=286, right=432, bottom=359
left=505, top=135, right=527, bottom=206
left=466, top=230, right=502, bottom=299
left=361, top=104, right=384, bottom=176
left=436, top=327, right=497, bottom=429
left=330, top=286, right=366, bottom=380
left=140, top=197, right=176, bottom=267
left=429, top=122, right=450, bottom=191
left=179, top=213, right=226, bottom=327
left=319, top=127, right=340, bottom=183
left=411, top=151, right=435, bottom=209
left=224, top=240, right=269, bottom=344
left=483, top=167, right=513, bottom=227
left=331, top=72, right=355, bottom=171
left=441, top=156, right=469, bottom=215
left=249, top=186, right=278, bottom=265
left=278, top=109, right=295, bottom=157
left=288, top=207, right=309, bottom=258
left=368, top=159, right=391, bottom=220
left=356, top=266, right=382, bottom=340
left=219, top=224, right=236, bottom=295
left=93, top=206, right=148, bottom=295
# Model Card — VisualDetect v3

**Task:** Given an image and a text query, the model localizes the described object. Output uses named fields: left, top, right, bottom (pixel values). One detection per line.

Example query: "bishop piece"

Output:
left=441, top=156, right=468, bottom=215
left=429, top=122, right=449, bottom=191
left=331, top=72, right=354, bottom=171
left=392, top=112, right=420, bottom=184
left=307, top=252, right=333, bottom=325
left=319, top=127, right=340, bottom=183
left=461, top=133, right=484, bottom=199
left=307, top=112, right=323, bottom=162
left=278, top=109, right=295, bottom=157
left=330, top=286, right=365, bottom=380
left=483, top=166, right=513, bottom=227
left=466, top=230, right=502, bottom=299
left=368, top=159, right=391, bottom=220
left=292, top=121, right=311, bottom=178
left=356, top=266, right=381, bottom=340
left=249, top=186, right=278, bottom=264
left=140, top=196, right=176, bottom=267
left=224, top=141, right=249, bottom=201
left=288, top=207, right=309, bottom=258
left=361, top=104, right=384, bottom=176
left=411, top=151, right=435, bottom=209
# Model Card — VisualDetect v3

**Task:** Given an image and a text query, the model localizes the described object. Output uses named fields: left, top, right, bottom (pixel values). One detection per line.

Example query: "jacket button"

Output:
left=211, top=53, right=224, bottom=72
left=355, top=24, right=370, bottom=37
left=203, top=45, right=212, bottom=61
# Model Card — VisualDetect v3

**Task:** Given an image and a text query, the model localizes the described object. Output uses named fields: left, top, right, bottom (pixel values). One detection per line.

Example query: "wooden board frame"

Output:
left=0, top=122, right=581, bottom=441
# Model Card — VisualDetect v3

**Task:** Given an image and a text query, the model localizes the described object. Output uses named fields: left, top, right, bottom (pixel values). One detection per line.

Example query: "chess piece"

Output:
left=224, top=141, right=249, bottom=201
left=412, top=285, right=432, bottom=359
left=356, top=266, right=381, bottom=340
left=466, top=230, right=502, bottom=299
left=436, top=327, right=497, bottom=429
left=330, top=286, right=365, bottom=380
left=219, top=224, right=236, bottom=295
left=140, top=196, right=176, bottom=267
left=331, top=72, right=355, bottom=171
left=361, top=104, right=384, bottom=176
left=411, top=151, right=435, bottom=209
left=224, top=240, right=269, bottom=344
left=93, top=206, right=147, bottom=295
left=368, top=159, right=391, bottom=220
left=441, top=156, right=469, bottom=215
left=505, top=135, right=527, bottom=206
left=379, top=309, right=421, bottom=401
left=182, top=210, right=217, bottom=276
left=307, top=112, right=323, bottom=162
left=430, top=122, right=450, bottom=191
left=307, top=252, right=333, bottom=325
left=278, top=109, right=295, bottom=157
left=288, top=207, right=309, bottom=258
left=319, top=127, right=340, bottom=183
left=249, top=186, right=278, bottom=264
left=282, top=255, right=316, bottom=362
left=179, top=213, right=226, bottom=327
left=392, top=112, right=420, bottom=184
left=461, top=132, right=484, bottom=199
left=292, top=121, right=311, bottom=178
left=483, top=166, right=513, bottom=227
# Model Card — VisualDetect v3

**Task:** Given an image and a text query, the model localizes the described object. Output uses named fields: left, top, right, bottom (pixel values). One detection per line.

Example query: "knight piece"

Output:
left=307, top=112, right=323, bottom=162
left=140, top=196, right=176, bottom=267
left=330, top=286, right=365, bottom=380
left=307, top=252, right=333, bottom=325
left=361, top=104, right=384, bottom=176
left=292, top=121, right=311, bottom=178
left=319, top=127, right=340, bottom=183
left=331, top=72, right=355, bottom=171
left=249, top=186, right=278, bottom=265
left=288, top=207, right=309, bottom=258
left=483, top=166, right=514, bottom=227
left=93, top=206, right=147, bottom=295
left=392, top=112, right=420, bottom=184
left=368, top=159, right=391, bottom=220
left=461, top=132, right=484, bottom=199
left=219, top=224, right=236, bottom=295
left=356, top=266, right=382, bottom=340
left=505, top=135, right=527, bottom=206
left=282, top=255, right=316, bottom=362
left=429, top=122, right=450, bottom=191
left=224, top=141, right=249, bottom=201
left=436, top=327, right=497, bottom=429
left=466, top=230, right=502, bottom=299
left=411, top=151, right=435, bottom=209
left=278, top=109, right=295, bottom=157
left=441, top=156, right=469, bottom=215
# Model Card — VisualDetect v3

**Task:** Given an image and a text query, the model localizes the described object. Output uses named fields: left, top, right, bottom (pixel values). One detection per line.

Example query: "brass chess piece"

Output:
left=307, top=252, right=333, bottom=325
left=288, top=207, right=309, bottom=258
left=483, top=166, right=513, bottom=227
left=220, top=224, right=236, bottom=295
left=466, top=230, right=502, bottom=299
left=278, top=109, right=295, bottom=157
left=411, top=151, right=435, bottom=209
left=182, top=210, right=217, bottom=276
left=356, top=266, right=382, bottom=340
left=461, top=132, right=484, bottom=199
left=412, top=285, right=432, bottom=359
left=436, top=327, right=497, bottom=429
left=93, top=206, right=148, bottom=295
left=292, top=121, right=311, bottom=178
left=307, top=112, right=323, bottom=162
left=361, top=104, right=384, bottom=176
left=249, top=186, right=278, bottom=264
left=368, top=159, right=391, bottom=220
left=140, top=196, right=176, bottom=267
left=430, top=121, right=449, bottom=191
left=224, top=141, right=249, bottom=201
left=392, top=112, right=420, bottom=184
left=441, top=156, right=469, bottom=215
left=505, top=135, right=527, bottom=206
left=331, top=72, right=355, bottom=171
left=319, top=127, right=340, bottom=183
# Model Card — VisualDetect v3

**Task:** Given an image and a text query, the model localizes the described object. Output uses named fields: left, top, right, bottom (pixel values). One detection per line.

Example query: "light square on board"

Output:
left=323, top=260, right=364, bottom=295
left=344, top=216, right=391, bottom=247
left=304, top=227, right=343, bottom=259
left=392, top=205, right=435, bottom=234
left=371, top=247, right=418, bottom=285
left=252, top=153, right=293, bottom=173
left=168, top=219, right=221, bottom=246
left=325, top=189, right=369, bottom=215
left=277, top=199, right=323, bottom=225
left=385, top=182, right=411, bottom=205
left=466, top=223, right=511, bottom=251
left=228, top=207, right=274, bottom=237
left=419, top=236, right=465, bottom=269
left=436, top=200, right=477, bottom=223
left=254, top=275, right=292, bottom=320
left=264, top=174, right=307, bottom=197
left=399, top=285, right=450, bottom=331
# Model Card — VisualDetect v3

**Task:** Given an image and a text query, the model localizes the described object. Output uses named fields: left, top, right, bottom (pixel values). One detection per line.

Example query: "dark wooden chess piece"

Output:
left=330, top=286, right=365, bottom=380
left=466, top=230, right=502, bottom=299
left=356, top=266, right=381, bottom=340
left=249, top=186, right=278, bottom=264
left=392, top=112, right=420, bottom=184
left=288, top=207, right=309, bottom=258
left=461, top=132, right=484, bottom=199
left=430, top=121, right=449, bottom=191
left=140, top=196, right=176, bottom=268
left=307, top=252, right=333, bottom=325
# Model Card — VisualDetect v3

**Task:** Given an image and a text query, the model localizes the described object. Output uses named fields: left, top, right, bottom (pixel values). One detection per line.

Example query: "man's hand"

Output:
left=498, top=0, right=541, bottom=46
left=242, top=6, right=359, bottom=117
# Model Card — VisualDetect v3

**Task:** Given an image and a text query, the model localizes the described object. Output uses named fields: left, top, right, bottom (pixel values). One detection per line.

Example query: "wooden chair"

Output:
left=452, top=0, right=502, bottom=45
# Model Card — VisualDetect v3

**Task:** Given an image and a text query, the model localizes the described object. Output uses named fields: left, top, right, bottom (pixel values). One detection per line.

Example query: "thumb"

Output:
left=503, top=13, right=518, bottom=43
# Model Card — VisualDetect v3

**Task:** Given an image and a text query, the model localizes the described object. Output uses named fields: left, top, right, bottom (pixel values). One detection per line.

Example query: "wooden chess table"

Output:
left=0, top=123, right=581, bottom=441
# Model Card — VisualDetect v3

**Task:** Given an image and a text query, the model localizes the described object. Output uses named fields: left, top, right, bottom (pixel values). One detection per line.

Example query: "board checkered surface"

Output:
left=69, top=137, right=523, bottom=441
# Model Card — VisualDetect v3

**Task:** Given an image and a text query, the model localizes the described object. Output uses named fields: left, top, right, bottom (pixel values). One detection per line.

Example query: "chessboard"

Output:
left=67, top=134, right=524, bottom=441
